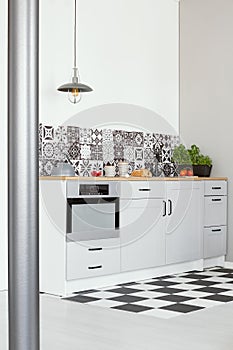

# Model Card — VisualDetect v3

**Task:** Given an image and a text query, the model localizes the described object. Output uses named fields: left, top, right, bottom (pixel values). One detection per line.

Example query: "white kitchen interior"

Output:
left=1, top=0, right=233, bottom=349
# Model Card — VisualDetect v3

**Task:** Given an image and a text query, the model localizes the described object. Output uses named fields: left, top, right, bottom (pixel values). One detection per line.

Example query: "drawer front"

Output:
left=204, top=196, right=227, bottom=227
left=66, top=238, right=120, bottom=280
left=205, top=181, right=227, bottom=196
left=204, top=226, right=227, bottom=258
left=120, top=181, right=165, bottom=199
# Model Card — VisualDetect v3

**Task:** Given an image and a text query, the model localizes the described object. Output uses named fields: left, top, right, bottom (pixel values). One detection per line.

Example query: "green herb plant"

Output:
left=188, top=144, right=212, bottom=166
left=172, top=144, right=191, bottom=165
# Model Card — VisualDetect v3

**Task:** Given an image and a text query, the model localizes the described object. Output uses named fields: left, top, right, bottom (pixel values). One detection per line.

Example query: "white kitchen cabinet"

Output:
left=67, top=238, right=120, bottom=280
left=165, top=181, right=204, bottom=265
left=203, top=180, right=227, bottom=259
left=40, top=178, right=227, bottom=296
left=120, top=181, right=166, bottom=272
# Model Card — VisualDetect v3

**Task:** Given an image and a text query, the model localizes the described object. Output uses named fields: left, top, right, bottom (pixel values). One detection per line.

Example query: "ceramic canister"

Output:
left=104, top=165, right=115, bottom=177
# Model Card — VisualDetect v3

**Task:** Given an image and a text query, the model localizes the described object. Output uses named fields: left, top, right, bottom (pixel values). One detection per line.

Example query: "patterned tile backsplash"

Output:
left=39, top=124, right=180, bottom=177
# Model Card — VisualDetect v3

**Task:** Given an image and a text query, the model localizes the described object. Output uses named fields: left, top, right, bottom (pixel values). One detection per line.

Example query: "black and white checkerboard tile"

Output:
left=64, top=267, right=233, bottom=319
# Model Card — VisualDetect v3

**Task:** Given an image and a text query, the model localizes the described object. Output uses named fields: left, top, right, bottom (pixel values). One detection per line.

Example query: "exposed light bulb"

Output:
left=68, top=89, right=82, bottom=104
left=72, top=88, right=79, bottom=97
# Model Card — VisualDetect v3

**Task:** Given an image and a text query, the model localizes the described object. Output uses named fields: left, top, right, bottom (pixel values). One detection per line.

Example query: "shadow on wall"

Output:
left=62, top=103, right=178, bottom=135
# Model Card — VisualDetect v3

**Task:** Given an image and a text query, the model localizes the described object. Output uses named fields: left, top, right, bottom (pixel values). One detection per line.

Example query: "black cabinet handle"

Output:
left=88, top=248, right=103, bottom=252
left=212, top=187, right=221, bottom=190
left=138, top=188, right=151, bottom=192
left=168, top=200, right=172, bottom=216
left=163, top=200, right=166, bottom=217
left=212, top=229, right=221, bottom=232
left=88, top=265, right=103, bottom=270
left=212, top=198, right=222, bottom=202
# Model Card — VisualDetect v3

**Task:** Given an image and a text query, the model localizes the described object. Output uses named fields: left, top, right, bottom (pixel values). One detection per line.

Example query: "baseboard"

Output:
left=65, top=260, right=204, bottom=297
left=203, top=256, right=225, bottom=268
left=224, top=261, right=233, bottom=269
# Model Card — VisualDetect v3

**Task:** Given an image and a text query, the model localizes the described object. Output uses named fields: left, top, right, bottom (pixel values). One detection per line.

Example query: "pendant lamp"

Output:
left=57, top=0, right=93, bottom=104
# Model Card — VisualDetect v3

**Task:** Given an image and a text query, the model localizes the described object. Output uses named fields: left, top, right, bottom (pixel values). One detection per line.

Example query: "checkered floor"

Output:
left=64, top=267, right=233, bottom=319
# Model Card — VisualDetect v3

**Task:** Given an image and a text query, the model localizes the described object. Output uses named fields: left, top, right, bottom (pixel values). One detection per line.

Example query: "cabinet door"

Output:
left=120, top=198, right=166, bottom=272
left=166, top=182, right=204, bottom=264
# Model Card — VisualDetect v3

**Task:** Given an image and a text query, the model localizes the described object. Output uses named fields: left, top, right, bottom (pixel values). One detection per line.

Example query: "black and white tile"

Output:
left=90, top=145, right=103, bottom=160
left=64, top=267, right=233, bottom=319
left=102, top=129, right=113, bottom=143
left=134, top=147, right=144, bottom=162
left=39, top=158, right=56, bottom=176
left=67, top=126, right=79, bottom=143
left=144, top=148, right=154, bottom=162
left=91, top=129, right=102, bottom=146
left=113, top=130, right=124, bottom=144
left=144, top=133, right=155, bottom=150
left=55, top=126, right=67, bottom=143
left=68, top=142, right=81, bottom=160
left=42, top=142, right=55, bottom=159
left=42, top=125, right=54, bottom=141
left=123, top=131, right=134, bottom=146
left=39, top=123, right=180, bottom=177
left=123, top=146, right=135, bottom=163
left=79, top=128, right=92, bottom=145
left=80, top=144, right=91, bottom=160
left=134, top=132, right=144, bottom=147
left=103, top=142, right=115, bottom=164
left=114, top=144, right=124, bottom=161
left=54, top=141, right=70, bottom=161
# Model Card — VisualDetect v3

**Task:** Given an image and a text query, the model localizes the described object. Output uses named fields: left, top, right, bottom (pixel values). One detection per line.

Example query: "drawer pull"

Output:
left=88, top=265, right=103, bottom=270
left=212, top=229, right=222, bottom=232
left=212, top=187, right=221, bottom=190
left=88, top=248, right=103, bottom=252
left=212, top=198, right=222, bottom=202
left=138, top=188, right=151, bottom=192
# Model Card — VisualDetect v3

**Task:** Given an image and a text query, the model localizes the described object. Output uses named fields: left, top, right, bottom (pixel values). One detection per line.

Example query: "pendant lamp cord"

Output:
left=74, top=0, right=77, bottom=68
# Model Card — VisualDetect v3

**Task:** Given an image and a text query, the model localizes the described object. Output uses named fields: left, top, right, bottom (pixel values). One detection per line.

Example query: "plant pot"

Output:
left=192, top=165, right=212, bottom=177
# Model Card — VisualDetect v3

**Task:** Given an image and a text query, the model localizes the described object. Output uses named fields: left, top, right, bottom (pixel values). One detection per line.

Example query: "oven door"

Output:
left=67, top=197, right=119, bottom=241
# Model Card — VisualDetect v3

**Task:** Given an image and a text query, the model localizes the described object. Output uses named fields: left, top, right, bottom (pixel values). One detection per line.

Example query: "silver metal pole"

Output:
left=8, top=0, right=39, bottom=349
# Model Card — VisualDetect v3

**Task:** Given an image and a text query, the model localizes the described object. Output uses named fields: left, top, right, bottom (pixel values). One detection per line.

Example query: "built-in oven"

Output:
left=66, top=181, right=120, bottom=242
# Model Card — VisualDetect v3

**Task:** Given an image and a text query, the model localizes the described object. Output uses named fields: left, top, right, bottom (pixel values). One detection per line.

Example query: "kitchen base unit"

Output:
left=40, top=178, right=227, bottom=297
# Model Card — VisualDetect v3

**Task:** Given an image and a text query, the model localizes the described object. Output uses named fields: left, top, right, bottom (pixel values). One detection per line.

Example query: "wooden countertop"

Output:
left=39, top=176, right=228, bottom=181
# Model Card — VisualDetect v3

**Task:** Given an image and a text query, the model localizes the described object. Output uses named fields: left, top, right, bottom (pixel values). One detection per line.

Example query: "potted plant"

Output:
left=172, top=144, right=193, bottom=176
left=188, top=144, right=212, bottom=177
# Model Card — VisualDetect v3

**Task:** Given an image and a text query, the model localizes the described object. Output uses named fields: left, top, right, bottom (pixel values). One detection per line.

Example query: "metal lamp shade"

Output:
left=57, top=82, right=93, bottom=93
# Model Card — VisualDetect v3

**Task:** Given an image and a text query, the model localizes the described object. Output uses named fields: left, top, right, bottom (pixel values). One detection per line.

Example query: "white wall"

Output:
left=0, top=0, right=179, bottom=291
left=0, top=0, right=7, bottom=290
left=180, top=0, right=233, bottom=261
left=40, top=0, right=179, bottom=133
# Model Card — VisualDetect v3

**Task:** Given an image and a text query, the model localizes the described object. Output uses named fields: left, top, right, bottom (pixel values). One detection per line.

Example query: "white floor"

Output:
left=1, top=291, right=233, bottom=350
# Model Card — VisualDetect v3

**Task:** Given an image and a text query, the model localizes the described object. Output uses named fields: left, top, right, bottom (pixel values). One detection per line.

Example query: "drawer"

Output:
left=120, top=181, right=165, bottom=199
left=205, top=181, right=227, bottom=196
left=204, top=196, right=227, bottom=227
left=166, top=180, right=203, bottom=191
left=204, top=226, right=227, bottom=258
left=66, top=238, right=120, bottom=280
